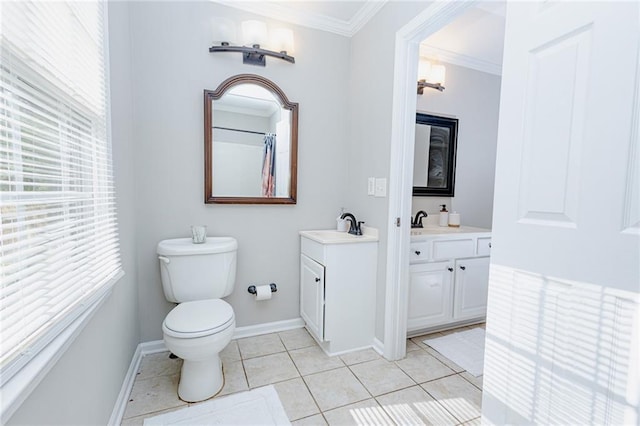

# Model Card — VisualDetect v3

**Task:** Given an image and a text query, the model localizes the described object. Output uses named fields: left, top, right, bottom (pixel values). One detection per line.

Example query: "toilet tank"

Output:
left=157, top=237, right=237, bottom=303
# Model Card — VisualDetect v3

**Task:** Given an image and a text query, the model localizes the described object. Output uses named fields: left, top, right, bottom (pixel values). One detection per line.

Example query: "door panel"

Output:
left=453, top=257, right=489, bottom=320
left=408, top=261, right=453, bottom=330
left=300, top=254, right=324, bottom=341
left=485, top=2, right=640, bottom=425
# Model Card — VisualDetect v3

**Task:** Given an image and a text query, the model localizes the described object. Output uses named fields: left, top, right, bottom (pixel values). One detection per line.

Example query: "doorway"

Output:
left=383, top=0, right=482, bottom=360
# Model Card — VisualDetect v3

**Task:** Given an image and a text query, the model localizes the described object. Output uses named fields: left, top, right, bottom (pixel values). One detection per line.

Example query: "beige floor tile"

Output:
left=406, top=339, right=422, bottom=352
left=292, top=414, right=328, bottom=425
left=323, top=399, right=394, bottom=426
left=120, top=406, right=185, bottom=426
left=237, top=333, right=286, bottom=359
left=273, top=378, right=320, bottom=421
left=289, top=345, right=345, bottom=375
left=339, top=348, right=381, bottom=366
left=122, top=374, right=186, bottom=419
left=218, top=360, right=248, bottom=396
left=422, top=346, right=465, bottom=373
left=243, top=352, right=299, bottom=388
left=461, top=417, right=482, bottom=425
left=279, top=328, right=317, bottom=351
left=409, top=333, right=441, bottom=349
left=395, top=350, right=455, bottom=384
left=376, top=386, right=458, bottom=425
left=220, top=340, right=241, bottom=363
left=349, top=358, right=414, bottom=397
left=459, top=371, right=483, bottom=390
left=136, top=352, right=182, bottom=380
left=421, top=375, right=482, bottom=423
left=303, top=367, right=370, bottom=412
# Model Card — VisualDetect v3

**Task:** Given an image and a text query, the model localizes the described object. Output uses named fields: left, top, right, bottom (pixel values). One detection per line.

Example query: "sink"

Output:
left=300, top=229, right=378, bottom=244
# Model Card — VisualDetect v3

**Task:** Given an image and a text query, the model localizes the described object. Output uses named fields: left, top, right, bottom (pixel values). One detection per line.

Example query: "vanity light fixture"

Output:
left=417, top=60, right=446, bottom=94
left=209, top=19, right=295, bottom=67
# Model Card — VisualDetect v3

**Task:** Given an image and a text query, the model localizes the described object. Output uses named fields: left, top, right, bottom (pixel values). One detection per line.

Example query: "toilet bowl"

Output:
left=157, top=237, right=238, bottom=402
left=162, top=299, right=235, bottom=402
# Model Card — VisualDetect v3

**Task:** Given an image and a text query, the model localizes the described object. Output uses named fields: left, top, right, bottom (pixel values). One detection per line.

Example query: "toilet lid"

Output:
left=163, top=299, right=234, bottom=338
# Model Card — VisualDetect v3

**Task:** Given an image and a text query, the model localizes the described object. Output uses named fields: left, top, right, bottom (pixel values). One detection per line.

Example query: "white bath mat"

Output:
left=143, top=385, right=290, bottom=425
left=423, top=328, right=486, bottom=377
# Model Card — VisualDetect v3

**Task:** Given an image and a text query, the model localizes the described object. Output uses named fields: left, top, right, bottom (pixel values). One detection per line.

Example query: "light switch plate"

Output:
left=374, top=178, right=387, bottom=197
left=367, top=177, right=375, bottom=196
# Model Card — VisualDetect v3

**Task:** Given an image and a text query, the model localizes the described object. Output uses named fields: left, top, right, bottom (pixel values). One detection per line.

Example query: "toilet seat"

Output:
left=163, top=299, right=234, bottom=338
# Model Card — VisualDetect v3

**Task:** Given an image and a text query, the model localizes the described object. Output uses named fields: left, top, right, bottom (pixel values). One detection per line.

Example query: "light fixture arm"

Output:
left=209, top=42, right=295, bottom=67
left=417, top=79, right=445, bottom=94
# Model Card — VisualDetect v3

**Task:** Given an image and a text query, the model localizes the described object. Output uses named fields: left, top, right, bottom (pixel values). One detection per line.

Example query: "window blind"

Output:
left=0, top=1, right=121, bottom=383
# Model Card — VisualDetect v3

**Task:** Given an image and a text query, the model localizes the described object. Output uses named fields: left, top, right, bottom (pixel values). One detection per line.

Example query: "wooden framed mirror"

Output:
left=204, top=74, right=299, bottom=204
left=412, top=113, right=458, bottom=197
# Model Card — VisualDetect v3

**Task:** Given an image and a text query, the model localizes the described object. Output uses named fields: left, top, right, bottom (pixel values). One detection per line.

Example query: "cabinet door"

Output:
left=300, top=254, right=325, bottom=341
left=407, top=261, right=453, bottom=331
left=453, top=257, right=490, bottom=320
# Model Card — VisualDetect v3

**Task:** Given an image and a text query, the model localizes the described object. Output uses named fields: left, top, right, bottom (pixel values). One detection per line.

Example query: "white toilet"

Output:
left=157, top=237, right=238, bottom=402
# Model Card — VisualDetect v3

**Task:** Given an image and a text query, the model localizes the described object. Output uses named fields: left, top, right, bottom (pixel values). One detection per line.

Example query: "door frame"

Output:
left=383, top=0, right=477, bottom=360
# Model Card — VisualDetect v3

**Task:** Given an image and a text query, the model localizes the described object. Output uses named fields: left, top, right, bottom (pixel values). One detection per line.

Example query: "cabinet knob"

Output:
left=414, top=250, right=421, bottom=255
left=315, top=277, right=321, bottom=282
left=447, top=267, right=453, bottom=272
left=489, top=243, right=492, bottom=248
left=460, top=265, right=466, bottom=271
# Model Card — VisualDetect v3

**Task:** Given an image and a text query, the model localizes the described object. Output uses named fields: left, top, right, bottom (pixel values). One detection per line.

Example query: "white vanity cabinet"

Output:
left=299, top=230, right=378, bottom=355
left=408, top=229, right=491, bottom=333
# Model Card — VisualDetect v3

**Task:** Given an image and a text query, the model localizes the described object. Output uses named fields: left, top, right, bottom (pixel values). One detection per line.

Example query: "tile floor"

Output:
left=121, top=324, right=484, bottom=425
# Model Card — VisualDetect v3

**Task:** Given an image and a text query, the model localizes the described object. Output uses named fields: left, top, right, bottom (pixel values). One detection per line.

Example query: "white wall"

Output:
left=128, top=1, right=351, bottom=342
left=7, top=3, right=140, bottom=424
left=413, top=62, right=501, bottom=228
left=347, top=1, right=438, bottom=342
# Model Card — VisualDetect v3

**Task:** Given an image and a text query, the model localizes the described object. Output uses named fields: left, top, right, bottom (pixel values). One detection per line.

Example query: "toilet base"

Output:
left=178, top=355, right=224, bottom=402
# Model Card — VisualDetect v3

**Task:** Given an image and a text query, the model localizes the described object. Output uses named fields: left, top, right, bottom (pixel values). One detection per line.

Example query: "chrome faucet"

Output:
left=412, top=210, right=428, bottom=228
left=341, top=213, right=364, bottom=236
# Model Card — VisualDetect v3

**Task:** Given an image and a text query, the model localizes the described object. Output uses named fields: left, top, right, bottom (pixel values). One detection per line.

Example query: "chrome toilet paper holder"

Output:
left=248, top=283, right=277, bottom=295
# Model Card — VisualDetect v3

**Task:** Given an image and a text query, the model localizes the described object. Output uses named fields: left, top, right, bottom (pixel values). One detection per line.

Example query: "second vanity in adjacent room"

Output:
left=408, top=225, right=491, bottom=334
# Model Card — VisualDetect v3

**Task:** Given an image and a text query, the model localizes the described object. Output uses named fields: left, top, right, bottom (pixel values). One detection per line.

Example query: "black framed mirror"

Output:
left=204, top=74, right=298, bottom=204
left=413, top=113, right=458, bottom=197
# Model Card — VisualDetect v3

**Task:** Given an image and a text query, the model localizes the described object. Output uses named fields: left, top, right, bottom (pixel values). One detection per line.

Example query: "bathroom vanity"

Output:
left=408, top=226, right=491, bottom=334
left=299, top=229, right=378, bottom=355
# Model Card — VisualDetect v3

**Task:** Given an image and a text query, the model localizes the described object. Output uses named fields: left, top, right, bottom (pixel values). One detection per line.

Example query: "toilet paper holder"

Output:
left=248, top=283, right=277, bottom=295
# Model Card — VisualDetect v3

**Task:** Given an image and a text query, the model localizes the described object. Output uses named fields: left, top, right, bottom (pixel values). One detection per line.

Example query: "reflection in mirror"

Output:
left=204, top=74, right=298, bottom=204
left=413, top=113, right=458, bottom=197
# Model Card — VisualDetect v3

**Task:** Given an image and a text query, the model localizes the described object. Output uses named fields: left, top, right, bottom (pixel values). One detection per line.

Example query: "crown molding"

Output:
left=212, top=1, right=387, bottom=37
left=419, top=44, right=503, bottom=76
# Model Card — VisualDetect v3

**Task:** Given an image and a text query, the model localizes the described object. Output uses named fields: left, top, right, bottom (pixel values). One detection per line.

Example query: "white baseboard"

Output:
left=108, top=344, right=142, bottom=425
left=372, top=337, right=385, bottom=356
left=108, top=317, right=305, bottom=425
left=139, top=340, right=168, bottom=355
left=232, top=317, right=304, bottom=340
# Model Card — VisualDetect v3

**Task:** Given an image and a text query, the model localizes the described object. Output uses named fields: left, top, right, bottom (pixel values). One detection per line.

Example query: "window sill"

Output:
left=0, top=271, right=123, bottom=423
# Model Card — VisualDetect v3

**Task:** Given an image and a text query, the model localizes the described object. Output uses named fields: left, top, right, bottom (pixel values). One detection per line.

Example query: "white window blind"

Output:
left=0, top=1, right=121, bottom=383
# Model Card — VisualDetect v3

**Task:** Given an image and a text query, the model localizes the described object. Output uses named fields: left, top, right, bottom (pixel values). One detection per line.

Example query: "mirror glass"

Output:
left=413, top=113, right=458, bottom=197
left=205, top=74, right=298, bottom=204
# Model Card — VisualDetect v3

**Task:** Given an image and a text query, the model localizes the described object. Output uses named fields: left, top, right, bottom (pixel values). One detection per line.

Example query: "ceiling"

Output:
left=214, top=0, right=505, bottom=75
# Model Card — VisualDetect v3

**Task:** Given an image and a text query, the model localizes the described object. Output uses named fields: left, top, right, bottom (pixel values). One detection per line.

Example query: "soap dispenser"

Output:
left=337, top=208, right=349, bottom=232
left=439, top=204, right=449, bottom=227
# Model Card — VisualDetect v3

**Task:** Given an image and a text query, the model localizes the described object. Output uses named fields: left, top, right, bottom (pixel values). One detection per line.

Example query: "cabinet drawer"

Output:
left=432, top=239, right=474, bottom=260
left=301, top=237, right=325, bottom=264
left=477, top=237, right=492, bottom=256
left=410, top=242, right=430, bottom=263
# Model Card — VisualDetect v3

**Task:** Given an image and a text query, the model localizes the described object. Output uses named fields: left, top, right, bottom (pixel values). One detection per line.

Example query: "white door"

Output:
left=484, top=1, right=640, bottom=425
left=300, top=254, right=324, bottom=341
left=407, top=261, right=453, bottom=331
left=453, top=257, right=489, bottom=320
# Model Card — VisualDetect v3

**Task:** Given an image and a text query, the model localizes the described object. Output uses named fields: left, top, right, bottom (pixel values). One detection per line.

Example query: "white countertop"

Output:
left=300, top=227, right=379, bottom=244
left=410, top=226, right=491, bottom=241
